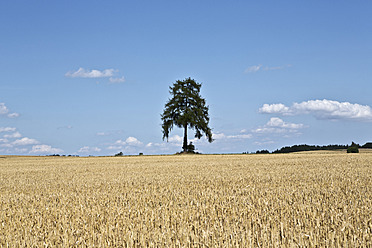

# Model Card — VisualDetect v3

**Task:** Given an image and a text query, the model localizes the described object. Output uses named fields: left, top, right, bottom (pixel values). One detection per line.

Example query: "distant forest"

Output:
left=254, top=142, right=372, bottom=154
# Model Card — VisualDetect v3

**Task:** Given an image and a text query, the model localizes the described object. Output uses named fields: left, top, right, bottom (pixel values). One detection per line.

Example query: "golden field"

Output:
left=0, top=151, right=371, bottom=247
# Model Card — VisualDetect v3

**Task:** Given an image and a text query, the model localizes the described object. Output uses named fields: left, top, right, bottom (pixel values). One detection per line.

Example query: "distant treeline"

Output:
left=254, top=142, right=372, bottom=154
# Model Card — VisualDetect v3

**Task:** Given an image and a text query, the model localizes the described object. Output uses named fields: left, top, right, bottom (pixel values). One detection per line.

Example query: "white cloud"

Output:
left=78, top=146, right=102, bottom=153
left=0, top=103, right=8, bottom=115
left=125, top=137, right=143, bottom=146
left=12, top=137, right=39, bottom=146
left=259, top=103, right=291, bottom=115
left=107, top=136, right=147, bottom=155
left=144, top=135, right=185, bottom=153
left=266, top=117, right=304, bottom=129
left=167, top=135, right=183, bottom=143
left=4, top=132, right=22, bottom=138
left=65, top=68, right=115, bottom=78
left=108, top=135, right=185, bottom=154
left=228, top=134, right=253, bottom=139
left=109, top=76, right=125, bottom=83
left=260, top=99, right=372, bottom=121
left=0, top=127, right=16, bottom=132
left=0, top=103, right=19, bottom=118
left=111, top=137, right=143, bottom=150
left=7, top=113, right=20, bottom=118
left=30, top=145, right=64, bottom=154
left=107, top=145, right=122, bottom=150
left=245, top=64, right=291, bottom=73
left=114, top=140, right=125, bottom=145
left=0, top=143, right=13, bottom=148
left=0, top=127, right=64, bottom=155
left=293, top=100, right=372, bottom=120
left=209, top=132, right=252, bottom=141
left=114, top=137, right=144, bottom=147
left=244, top=65, right=262, bottom=73
left=253, top=117, right=304, bottom=134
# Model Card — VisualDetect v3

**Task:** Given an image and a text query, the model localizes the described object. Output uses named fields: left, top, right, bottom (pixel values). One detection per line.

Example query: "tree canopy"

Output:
left=161, top=78, right=213, bottom=152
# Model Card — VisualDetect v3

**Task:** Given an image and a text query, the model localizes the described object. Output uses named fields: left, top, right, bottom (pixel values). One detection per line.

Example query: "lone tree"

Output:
left=161, top=78, right=213, bottom=153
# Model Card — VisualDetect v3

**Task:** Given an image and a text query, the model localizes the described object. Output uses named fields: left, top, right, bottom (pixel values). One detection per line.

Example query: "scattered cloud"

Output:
left=106, top=135, right=185, bottom=155
left=148, top=132, right=253, bottom=153
left=266, top=117, right=304, bottom=129
left=115, top=137, right=143, bottom=147
left=259, top=99, right=372, bottom=121
left=167, top=135, right=183, bottom=143
left=244, top=65, right=262, bottom=73
left=0, top=103, right=8, bottom=115
left=244, top=64, right=291, bottom=73
left=109, top=76, right=125, bottom=83
left=125, top=137, right=143, bottom=146
left=7, top=113, right=20, bottom=118
left=0, top=127, right=63, bottom=155
left=259, top=103, right=291, bottom=115
left=107, top=145, right=122, bottom=150
left=212, top=132, right=252, bottom=140
left=0, top=143, right=13, bottom=148
left=12, top=137, right=40, bottom=146
left=96, top=130, right=124, bottom=136
left=253, top=117, right=305, bottom=134
left=212, top=133, right=227, bottom=140
left=65, top=68, right=115, bottom=78
left=57, top=125, right=73, bottom=130
left=0, top=127, right=16, bottom=132
left=65, top=68, right=126, bottom=85
left=30, top=145, right=64, bottom=155
left=106, top=136, right=147, bottom=154
left=78, top=146, right=102, bottom=154
left=0, top=103, right=19, bottom=118
left=15, top=148, right=28, bottom=153
left=227, top=134, right=253, bottom=139
left=4, top=132, right=22, bottom=139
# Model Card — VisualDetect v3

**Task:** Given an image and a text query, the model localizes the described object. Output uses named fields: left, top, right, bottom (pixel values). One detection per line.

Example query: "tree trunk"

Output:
left=183, top=124, right=188, bottom=152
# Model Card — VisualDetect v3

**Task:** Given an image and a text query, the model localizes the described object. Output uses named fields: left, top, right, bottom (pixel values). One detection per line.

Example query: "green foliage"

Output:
left=361, top=142, right=372, bottom=148
left=256, top=141, right=371, bottom=155
left=350, top=141, right=360, bottom=148
left=161, top=78, right=213, bottom=152
left=272, top=144, right=349, bottom=153
left=347, top=146, right=359, bottom=153
left=348, top=141, right=360, bottom=153
left=115, top=152, right=123, bottom=156
left=256, top=150, right=270, bottom=154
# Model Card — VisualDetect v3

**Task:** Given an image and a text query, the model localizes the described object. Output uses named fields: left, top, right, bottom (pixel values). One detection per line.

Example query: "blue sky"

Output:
left=1, top=1, right=371, bottom=155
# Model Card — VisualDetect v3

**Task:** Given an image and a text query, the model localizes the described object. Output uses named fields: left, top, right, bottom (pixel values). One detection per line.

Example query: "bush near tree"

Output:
left=347, top=146, right=359, bottom=153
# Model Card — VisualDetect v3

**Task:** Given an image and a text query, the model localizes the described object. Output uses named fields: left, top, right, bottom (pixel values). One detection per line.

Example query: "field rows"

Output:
left=0, top=153, right=371, bottom=247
